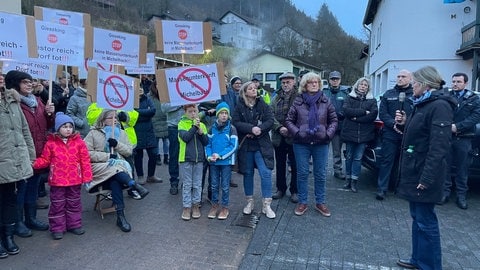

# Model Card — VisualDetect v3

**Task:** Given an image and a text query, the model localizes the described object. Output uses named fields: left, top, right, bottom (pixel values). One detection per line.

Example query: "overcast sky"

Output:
left=291, top=0, right=369, bottom=39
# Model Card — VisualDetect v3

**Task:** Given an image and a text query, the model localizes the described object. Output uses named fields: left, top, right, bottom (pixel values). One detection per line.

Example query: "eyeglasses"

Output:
left=21, top=79, right=32, bottom=84
left=233, top=82, right=242, bottom=85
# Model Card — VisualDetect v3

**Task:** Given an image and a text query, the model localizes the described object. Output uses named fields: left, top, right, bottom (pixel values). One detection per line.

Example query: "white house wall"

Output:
left=366, top=0, right=475, bottom=96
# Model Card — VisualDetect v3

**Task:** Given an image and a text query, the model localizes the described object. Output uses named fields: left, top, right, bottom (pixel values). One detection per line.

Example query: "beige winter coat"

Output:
left=83, top=126, right=133, bottom=193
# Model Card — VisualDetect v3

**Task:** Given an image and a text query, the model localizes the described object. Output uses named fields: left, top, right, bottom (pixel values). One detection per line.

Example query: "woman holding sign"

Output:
left=84, top=110, right=149, bottom=232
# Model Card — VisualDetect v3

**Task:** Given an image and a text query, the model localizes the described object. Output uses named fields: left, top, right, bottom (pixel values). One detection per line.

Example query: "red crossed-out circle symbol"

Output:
left=178, top=29, right=188, bottom=40
left=103, top=75, right=130, bottom=109
left=176, top=68, right=212, bottom=102
left=84, top=59, right=114, bottom=72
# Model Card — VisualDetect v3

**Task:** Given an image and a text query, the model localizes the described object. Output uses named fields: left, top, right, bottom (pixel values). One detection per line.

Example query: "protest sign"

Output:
left=0, top=12, right=38, bottom=60
left=125, top=53, right=155, bottom=75
left=34, top=6, right=91, bottom=27
left=155, top=20, right=212, bottom=54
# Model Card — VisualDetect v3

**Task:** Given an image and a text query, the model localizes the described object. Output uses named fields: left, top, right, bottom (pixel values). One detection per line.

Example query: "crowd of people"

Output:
left=1, top=66, right=478, bottom=270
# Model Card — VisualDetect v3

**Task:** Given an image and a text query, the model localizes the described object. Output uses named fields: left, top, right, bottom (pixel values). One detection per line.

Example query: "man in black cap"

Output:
left=323, top=71, right=348, bottom=179
left=271, top=72, right=299, bottom=202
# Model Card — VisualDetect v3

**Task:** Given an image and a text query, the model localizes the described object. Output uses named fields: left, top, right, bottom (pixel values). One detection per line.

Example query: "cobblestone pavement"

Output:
left=2, top=158, right=480, bottom=269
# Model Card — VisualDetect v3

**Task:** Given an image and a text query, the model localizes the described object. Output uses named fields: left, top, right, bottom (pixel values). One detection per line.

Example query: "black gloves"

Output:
left=108, top=138, right=118, bottom=148
left=109, top=154, right=117, bottom=159
left=117, top=111, right=128, bottom=122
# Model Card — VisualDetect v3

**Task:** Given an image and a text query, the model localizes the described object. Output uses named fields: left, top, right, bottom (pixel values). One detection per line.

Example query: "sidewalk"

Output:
left=2, top=163, right=480, bottom=269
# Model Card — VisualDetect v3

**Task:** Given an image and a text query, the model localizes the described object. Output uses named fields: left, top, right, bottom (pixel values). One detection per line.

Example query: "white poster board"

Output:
left=35, top=20, right=85, bottom=66
left=38, top=7, right=88, bottom=26
left=95, top=69, right=136, bottom=111
left=163, top=63, right=222, bottom=106
left=162, top=21, right=204, bottom=54
left=0, top=12, right=37, bottom=60
left=125, top=53, right=155, bottom=75
left=92, top=28, right=144, bottom=66
left=2, top=60, right=51, bottom=80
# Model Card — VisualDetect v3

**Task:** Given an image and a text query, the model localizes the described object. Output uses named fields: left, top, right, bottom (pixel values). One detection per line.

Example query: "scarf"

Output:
left=411, top=90, right=432, bottom=106
left=20, top=93, right=38, bottom=108
left=302, top=92, right=322, bottom=135
left=103, top=125, right=121, bottom=153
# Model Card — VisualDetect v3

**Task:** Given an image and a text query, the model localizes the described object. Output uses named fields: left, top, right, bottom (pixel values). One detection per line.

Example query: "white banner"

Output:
left=78, top=58, right=115, bottom=79
left=0, top=12, right=31, bottom=61
left=93, top=28, right=141, bottom=66
left=164, top=63, right=221, bottom=106
left=125, top=53, right=155, bottom=75
left=96, top=69, right=136, bottom=111
left=162, top=21, right=204, bottom=54
left=35, top=20, right=84, bottom=66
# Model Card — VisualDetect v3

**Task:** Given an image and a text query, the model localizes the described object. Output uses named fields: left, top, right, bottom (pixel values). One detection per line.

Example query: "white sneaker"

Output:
left=243, top=198, right=254, bottom=215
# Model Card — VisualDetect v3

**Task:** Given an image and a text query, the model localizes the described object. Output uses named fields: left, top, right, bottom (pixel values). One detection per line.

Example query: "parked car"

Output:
left=362, top=121, right=480, bottom=190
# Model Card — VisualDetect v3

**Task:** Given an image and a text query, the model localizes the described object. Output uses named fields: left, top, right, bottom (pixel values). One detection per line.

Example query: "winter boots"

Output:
left=243, top=196, right=254, bottom=215
left=163, top=154, right=169, bottom=165
left=116, top=210, right=131, bottom=232
left=1, top=224, right=20, bottom=257
left=14, top=207, right=32, bottom=238
left=262, top=198, right=276, bottom=219
left=133, top=183, right=149, bottom=199
left=24, top=204, right=49, bottom=231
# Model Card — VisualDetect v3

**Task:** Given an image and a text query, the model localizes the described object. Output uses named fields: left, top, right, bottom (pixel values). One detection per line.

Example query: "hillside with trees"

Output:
left=21, top=0, right=366, bottom=84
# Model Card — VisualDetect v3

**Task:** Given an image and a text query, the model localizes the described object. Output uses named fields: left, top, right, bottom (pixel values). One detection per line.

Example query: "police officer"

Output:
left=441, top=73, right=480, bottom=209
left=375, top=69, right=414, bottom=200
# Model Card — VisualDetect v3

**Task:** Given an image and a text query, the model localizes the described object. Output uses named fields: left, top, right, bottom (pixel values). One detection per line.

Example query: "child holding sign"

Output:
left=178, top=104, right=209, bottom=221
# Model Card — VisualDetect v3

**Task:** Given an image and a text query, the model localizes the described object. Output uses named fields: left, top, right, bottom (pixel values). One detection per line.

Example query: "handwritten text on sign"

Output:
left=0, top=12, right=30, bottom=60
left=162, top=21, right=204, bottom=54
left=96, top=70, right=135, bottom=111
left=164, top=64, right=221, bottom=106
left=125, top=53, right=155, bottom=75
left=40, top=7, right=86, bottom=26
left=2, top=60, right=51, bottom=80
left=35, top=20, right=84, bottom=66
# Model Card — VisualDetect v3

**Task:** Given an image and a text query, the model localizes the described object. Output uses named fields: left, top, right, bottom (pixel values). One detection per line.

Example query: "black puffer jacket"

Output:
left=341, top=90, right=378, bottom=143
left=379, top=84, right=414, bottom=141
left=396, top=90, right=456, bottom=203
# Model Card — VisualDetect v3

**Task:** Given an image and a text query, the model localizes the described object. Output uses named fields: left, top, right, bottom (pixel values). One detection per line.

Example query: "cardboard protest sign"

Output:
left=34, top=6, right=91, bottom=27
left=92, top=27, right=147, bottom=66
left=1, top=60, right=51, bottom=80
left=155, top=20, right=212, bottom=54
left=156, top=62, right=225, bottom=106
left=87, top=67, right=140, bottom=111
left=0, top=12, right=38, bottom=60
left=125, top=53, right=156, bottom=75
left=35, top=20, right=90, bottom=66
left=78, top=58, right=125, bottom=79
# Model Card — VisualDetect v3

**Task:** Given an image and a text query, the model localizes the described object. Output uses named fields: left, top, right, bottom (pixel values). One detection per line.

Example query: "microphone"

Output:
left=398, top=92, right=406, bottom=112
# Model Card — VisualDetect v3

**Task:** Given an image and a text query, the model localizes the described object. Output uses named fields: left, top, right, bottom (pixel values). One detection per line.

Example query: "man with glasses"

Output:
left=271, top=72, right=299, bottom=202
left=323, top=71, right=348, bottom=180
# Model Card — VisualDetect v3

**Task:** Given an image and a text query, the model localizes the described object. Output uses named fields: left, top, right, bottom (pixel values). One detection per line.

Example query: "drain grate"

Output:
left=233, top=211, right=260, bottom=228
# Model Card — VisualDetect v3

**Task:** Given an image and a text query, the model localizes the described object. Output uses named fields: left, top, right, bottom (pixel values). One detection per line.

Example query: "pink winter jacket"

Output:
left=33, top=133, right=93, bottom=187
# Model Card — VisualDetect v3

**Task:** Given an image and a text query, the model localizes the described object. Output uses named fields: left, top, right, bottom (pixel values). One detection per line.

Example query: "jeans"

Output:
left=377, top=138, right=401, bottom=193
left=344, top=142, right=366, bottom=180
left=409, top=202, right=442, bottom=270
left=201, top=162, right=212, bottom=201
left=168, top=126, right=179, bottom=185
left=243, top=151, right=272, bottom=198
left=180, top=162, right=203, bottom=208
left=134, top=147, right=158, bottom=177
left=293, top=143, right=329, bottom=205
left=445, top=137, right=471, bottom=198
left=274, top=138, right=297, bottom=194
left=109, top=172, right=131, bottom=211
left=210, top=165, right=231, bottom=207
left=157, top=137, right=169, bottom=155
left=16, top=174, right=40, bottom=206
left=330, top=133, right=344, bottom=174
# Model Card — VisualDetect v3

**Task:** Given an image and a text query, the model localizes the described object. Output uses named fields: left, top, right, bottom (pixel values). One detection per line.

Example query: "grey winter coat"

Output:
left=0, top=89, right=36, bottom=183
left=66, top=87, right=92, bottom=138
left=150, top=95, right=168, bottom=138
left=83, top=126, right=133, bottom=193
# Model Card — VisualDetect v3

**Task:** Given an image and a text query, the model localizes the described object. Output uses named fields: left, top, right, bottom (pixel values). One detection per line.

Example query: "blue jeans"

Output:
left=157, top=137, right=169, bottom=155
left=134, top=147, right=158, bottom=177
left=180, top=162, right=203, bottom=207
left=210, top=165, right=231, bottom=207
left=377, top=138, right=401, bottom=193
left=168, top=126, right=179, bottom=185
left=409, top=202, right=442, bottom=270
left=16, top=174, right=40, bottom=206
left=293, top=143, right=329, bottom=205
left=344, top=142, right=366, bottom=180
left=109, top=172, right=131, bottom=211
left=243, top=151, right=272, bottom=198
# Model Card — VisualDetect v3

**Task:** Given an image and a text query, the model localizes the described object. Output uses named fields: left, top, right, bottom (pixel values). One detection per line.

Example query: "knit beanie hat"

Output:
left=5, top=70, right=33, bottom=90
left=215, top=102, right=230, bottom=117
left=230, top=76, right=241, bottom=87
left=55, top=112, right=74, bottom=132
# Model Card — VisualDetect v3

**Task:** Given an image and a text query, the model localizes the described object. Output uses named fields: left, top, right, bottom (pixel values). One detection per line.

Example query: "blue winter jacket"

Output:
left=206, top=120, right=238, bottom=166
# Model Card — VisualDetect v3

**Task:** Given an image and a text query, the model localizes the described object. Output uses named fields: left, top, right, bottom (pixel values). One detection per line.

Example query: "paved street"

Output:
left=2, top=158, right=480, bottom=269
